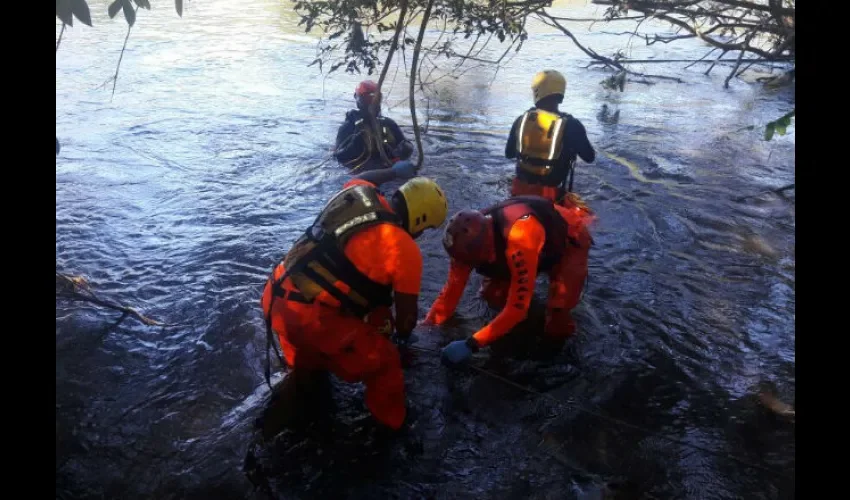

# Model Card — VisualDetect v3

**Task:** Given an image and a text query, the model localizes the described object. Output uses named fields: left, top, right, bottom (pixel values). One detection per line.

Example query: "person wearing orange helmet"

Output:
left=258, top=163, right=448, bottom=438
left=334, top=80, right=414, bottom=172
left=423, top=195, right=593, bottom=366
left=506, top=70, right=595, bottom=203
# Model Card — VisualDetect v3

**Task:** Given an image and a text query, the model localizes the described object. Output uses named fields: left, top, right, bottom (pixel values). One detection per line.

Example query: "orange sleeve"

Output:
left=425, top=258, right=473, bottom=324
left=472, top=217, right=545, bottom=347
left=343, top=179, right=377, bottom=190
left=383, top=227, right=423, bottom=295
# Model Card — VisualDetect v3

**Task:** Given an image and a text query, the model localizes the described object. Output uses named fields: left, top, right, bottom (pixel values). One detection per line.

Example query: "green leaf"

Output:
left=134, top=0, right=151, bottom=10
left=764, top=109, right=795, bottom=141
left=108, top=0, right=122, bottom=19
left=176, top=0, right=183, bottom=17
left=57, top=0, right=74, bottom=26
left=764, top=123, right=775, bottom=141
left=70, top=0, right=92, bottom=26
left=122, top=0, right=136, bottom=26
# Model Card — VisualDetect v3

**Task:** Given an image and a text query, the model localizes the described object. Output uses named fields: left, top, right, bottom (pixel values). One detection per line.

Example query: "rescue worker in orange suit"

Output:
left=334, top=80, right=414, bottom=172
left=260, top=160, right=448, bottom=436
left=423, top=195, right=593, bottom=366
left=506, top=70, right=595, bottom=203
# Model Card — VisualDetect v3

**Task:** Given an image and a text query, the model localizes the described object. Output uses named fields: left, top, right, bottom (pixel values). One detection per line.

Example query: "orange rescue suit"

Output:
left=261, top=179, right=422, bottom=429
left=426, top=197, right=592, bottom=346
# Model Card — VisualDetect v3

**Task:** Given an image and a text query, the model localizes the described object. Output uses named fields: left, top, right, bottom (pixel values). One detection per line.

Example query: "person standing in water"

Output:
left=505, top=70, right=596, bottom=203
left=334, top=80, right=414, bottom=172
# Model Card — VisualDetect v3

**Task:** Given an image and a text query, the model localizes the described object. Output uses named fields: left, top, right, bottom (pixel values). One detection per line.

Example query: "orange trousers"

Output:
left=480, top=232, right=590, bottom=339
left=261, top=273, right=405, bottom=429
left=511, top=177, right=564, bottom=204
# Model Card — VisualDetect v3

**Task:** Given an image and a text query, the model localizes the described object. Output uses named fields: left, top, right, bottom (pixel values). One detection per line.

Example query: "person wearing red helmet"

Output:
left=423, top=195, right=594, bottom=365
left=334, top=80, right=414, bottom=172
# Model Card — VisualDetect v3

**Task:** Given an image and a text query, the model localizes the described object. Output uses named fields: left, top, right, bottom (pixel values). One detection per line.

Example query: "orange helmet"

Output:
left=442, top=210, right=492, bottom=266
left=355, top=80, right=380, bottom=109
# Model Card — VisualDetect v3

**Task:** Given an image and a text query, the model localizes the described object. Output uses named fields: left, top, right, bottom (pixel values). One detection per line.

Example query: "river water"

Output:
left=56, top=1, right=795, bottom=498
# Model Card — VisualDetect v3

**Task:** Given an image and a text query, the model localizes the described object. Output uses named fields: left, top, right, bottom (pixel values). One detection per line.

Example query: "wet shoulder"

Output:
left=506, top=215, right=546, bottom=252
left=345, top=222, right=421, bottom=288
left=339, top=180, right=392, bottom=209
left=563, top=114, right=586, bottom=131
left=349, top=222, right=418, bottom=259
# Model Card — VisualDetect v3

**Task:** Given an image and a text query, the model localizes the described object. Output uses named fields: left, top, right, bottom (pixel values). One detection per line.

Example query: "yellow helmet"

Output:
left=395, top=177, right=448, bottom=235
left=531, top=70, right=566, bottom=104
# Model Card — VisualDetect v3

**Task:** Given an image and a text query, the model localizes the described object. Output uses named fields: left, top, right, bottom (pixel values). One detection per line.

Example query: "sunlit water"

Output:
left=57, top=1, right=794, bottom=498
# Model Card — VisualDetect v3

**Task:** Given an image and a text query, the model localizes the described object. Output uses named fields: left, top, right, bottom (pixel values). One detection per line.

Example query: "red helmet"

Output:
left=355, top=80, right=380, bottom=108
left=443, top=210, right=492, bottom=266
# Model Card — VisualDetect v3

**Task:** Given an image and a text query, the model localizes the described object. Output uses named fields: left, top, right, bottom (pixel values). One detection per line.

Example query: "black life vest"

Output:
left=274, top=184, right=400, bottom=318
left=475, top=196, right=568, bottom=279
left=340, top=111, right=399, bottom=170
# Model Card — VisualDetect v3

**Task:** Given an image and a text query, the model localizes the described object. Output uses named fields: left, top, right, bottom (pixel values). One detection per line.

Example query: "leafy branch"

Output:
left=764, top=109, right=794, bottom=141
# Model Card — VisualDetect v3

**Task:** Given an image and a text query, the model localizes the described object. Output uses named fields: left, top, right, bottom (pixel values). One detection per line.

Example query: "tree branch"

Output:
left=104, top=5, right=140, bottom=101
left=725, top=31, right=756, bottom=88
left=627, top=0, right=793, bottom=17
left=410, top=0, right=435, bottom=169
left=606, top=57, right=789, bottom=64
left=56, top=272, right=164, bottom=326
left=537, top=11, right=684, bottom=83
left=650, top=12, right=774, bottom=59
left=364, top=1, right=409, bottom=168
left=57, top=23, right=66, bottom=53
left=376, top=2, right=408, bottom=90
left=549, top=15, right=645, bottom=22
left=705, top=49, right=729, bottom=75
left=685, top=47, right=719, bottom=69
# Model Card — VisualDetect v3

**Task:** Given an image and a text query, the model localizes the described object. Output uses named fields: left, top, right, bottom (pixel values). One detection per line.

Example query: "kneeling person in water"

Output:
left=423, top=195, right=593, bottom=366
left=260, top=161, right=447, bottom=436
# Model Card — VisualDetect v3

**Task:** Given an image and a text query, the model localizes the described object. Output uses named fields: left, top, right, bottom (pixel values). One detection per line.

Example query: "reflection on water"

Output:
left=57, top=0, right=793, bottom=498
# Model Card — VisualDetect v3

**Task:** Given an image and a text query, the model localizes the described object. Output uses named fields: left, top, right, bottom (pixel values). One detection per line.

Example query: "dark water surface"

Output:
left=57, top=1, right=794, bottom=498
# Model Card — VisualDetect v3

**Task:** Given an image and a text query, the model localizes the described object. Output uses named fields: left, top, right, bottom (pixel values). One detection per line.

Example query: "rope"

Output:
left=407, top=344, right=787, bottom=477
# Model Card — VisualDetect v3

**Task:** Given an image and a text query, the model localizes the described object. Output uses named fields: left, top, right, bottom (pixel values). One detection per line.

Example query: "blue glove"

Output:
left=442, top=339, right=474, bottom=366
left=391, top=160, right=417, bottom=179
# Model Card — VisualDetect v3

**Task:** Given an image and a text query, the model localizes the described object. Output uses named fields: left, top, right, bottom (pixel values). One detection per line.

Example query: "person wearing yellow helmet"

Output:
left=506, top=70, right=595, bottom=203
left=258, top=163, right=447, bottom=438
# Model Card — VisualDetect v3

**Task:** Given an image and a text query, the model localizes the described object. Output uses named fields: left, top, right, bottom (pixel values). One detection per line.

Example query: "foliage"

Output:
left=292, top=0, right=550, bottom=75
left=56, top=0, right=184, bottom=28
left=764, top=109, right=794, bottom=141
